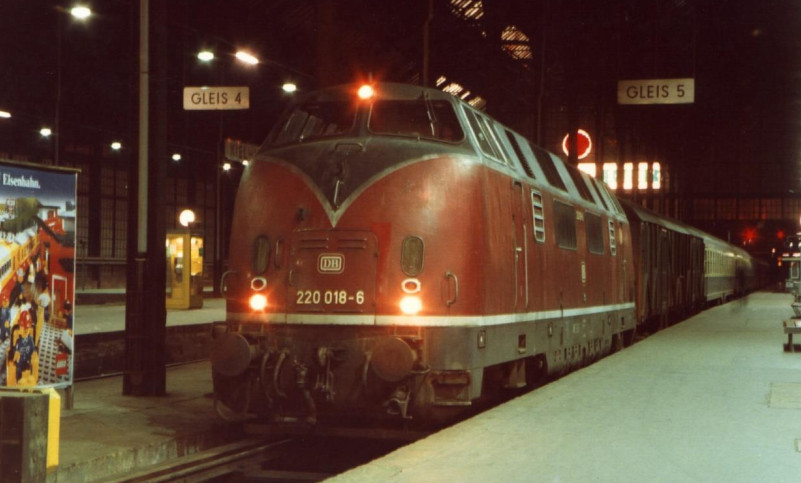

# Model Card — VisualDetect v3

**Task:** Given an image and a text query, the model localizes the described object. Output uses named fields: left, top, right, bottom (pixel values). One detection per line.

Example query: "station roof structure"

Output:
left=1, top=0, right=800, bottom=198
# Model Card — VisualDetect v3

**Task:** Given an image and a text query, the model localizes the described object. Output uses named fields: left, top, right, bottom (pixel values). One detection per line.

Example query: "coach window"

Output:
left=554, top=201, right=577, bottom=250
left=586, top=213, right=604, bottom=255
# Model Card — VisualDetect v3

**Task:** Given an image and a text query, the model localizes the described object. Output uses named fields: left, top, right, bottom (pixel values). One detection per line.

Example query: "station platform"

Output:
left=45, top=297, right=228, bottom=481
left=332, top=291, right=801, bottom=483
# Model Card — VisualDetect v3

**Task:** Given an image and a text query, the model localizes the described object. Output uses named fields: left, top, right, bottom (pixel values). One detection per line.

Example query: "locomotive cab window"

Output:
left=267, top=100, right=357, bottom=145
left=369, top=99, right=464, bottom=142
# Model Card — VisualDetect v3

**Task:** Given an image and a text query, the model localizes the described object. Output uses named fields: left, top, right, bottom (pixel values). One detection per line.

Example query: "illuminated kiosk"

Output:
left=166, top=229, right=204, bottom=309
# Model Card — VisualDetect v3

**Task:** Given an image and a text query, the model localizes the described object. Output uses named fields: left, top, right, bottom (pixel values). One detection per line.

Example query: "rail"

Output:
left=113, top=439, right=295, bottom=482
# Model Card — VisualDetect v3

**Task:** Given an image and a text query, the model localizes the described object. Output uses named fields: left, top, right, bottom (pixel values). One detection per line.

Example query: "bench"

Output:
left=783, top=319, right=801, bottom=352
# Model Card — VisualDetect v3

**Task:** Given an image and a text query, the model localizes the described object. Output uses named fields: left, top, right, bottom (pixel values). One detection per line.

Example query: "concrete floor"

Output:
left=332, top=291, right=801, bottom=483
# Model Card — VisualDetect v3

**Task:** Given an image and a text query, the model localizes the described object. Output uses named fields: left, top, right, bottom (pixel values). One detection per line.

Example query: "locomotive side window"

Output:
left=531, top=190, right=546, bottom=243
left=565, top=165, right=595, bottom=203
left=369, top=99, right=464, bottom=142
left=268, top=101, right=356, bottom=145
left=253, top=235, right=270, bottom=274
left=554, top=200, right=577, bottom=250
left=463, top=109, right=505, bottom=164
left=586, top=212, right=604, bottom=255
left=529, top=143, right=567, bottom=192
left=504, top=130, right=535, bottom=179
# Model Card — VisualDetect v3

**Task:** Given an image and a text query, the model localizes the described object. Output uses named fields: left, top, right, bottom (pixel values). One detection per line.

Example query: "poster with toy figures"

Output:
left=0, top=161, right=76, bottom=389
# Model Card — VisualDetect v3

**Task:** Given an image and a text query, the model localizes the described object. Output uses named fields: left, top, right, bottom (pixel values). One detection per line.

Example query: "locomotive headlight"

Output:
left=249, top=293, right=268, bottom=311
left=399, top=296, right=422, bottom=315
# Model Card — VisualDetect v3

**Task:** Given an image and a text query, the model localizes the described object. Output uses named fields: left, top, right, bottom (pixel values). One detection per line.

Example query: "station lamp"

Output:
left=235, top=50, right=259, bottom=65
left=0, top=111, right=10, bottom=119
left=179, top=209, right=196, bottom=227
left=40, top=127, right=52, bottom=137
left=197, top=50, right=214, bottom=62
left=70, top=5, right=91, bottom=20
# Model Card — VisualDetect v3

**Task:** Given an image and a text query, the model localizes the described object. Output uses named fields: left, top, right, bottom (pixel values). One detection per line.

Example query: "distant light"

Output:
left=179, top=209, right=196, bottom=227
left=357, top=84, right=375, bottom=100
left=222, top=162, right=232, bottom=171
left=172, top=153, right=182, bottom=161
left=235, top=51, right=259, bottom=65
left=40, top=127, right=52, bottom=137
left=0, top=111, right=10, bottom=119
left=241, top=160, right=250, bottom=166
left=110, top=141, right=122, bottom=150
left=70, top=5, right=91, bottom=20
left=197, top=50, right=214, bottom=62
left=282, top=82, right=297, bottom=93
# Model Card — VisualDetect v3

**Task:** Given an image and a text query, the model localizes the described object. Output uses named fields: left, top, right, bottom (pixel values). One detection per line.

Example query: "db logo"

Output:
left=318, top=253, right=344, bottom=274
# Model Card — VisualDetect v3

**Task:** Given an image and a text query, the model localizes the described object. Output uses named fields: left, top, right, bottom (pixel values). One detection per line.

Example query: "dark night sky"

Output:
left=1, top=0, right=800, bottom=197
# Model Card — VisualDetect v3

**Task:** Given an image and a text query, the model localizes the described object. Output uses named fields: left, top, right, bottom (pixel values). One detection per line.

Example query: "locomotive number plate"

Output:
left=296, top=289, right=365, bottom=306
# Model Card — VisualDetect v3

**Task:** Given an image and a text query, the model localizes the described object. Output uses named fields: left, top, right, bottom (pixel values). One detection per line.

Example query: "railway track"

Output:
left=114, top=438, right=300, bottom=482
left=110, top=431, right=414, bottom=482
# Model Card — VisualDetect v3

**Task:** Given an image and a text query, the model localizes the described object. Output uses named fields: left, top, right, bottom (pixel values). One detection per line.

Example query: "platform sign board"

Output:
left=183, top=86, right=250, bottom=110
left=617, top=78, right=695, bottom=105
left=0, top=160, right=77, bottom=389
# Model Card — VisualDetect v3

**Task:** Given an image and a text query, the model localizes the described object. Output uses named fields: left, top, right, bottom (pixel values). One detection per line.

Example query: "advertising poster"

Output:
left=0, top=161, right=76, bottom=389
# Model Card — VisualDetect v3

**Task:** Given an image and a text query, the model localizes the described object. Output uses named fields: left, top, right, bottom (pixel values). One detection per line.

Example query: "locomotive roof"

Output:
left=264, top=81, right=623, bottom=218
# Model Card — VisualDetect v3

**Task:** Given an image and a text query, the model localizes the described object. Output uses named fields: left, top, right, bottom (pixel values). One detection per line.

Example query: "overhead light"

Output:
left=110, top=141, right=122, bottom=150
left=172, top=153, right=182, bottom=161
left=178, top=209, right=196, bottom=227
left=282, top=82, right=297, bottom=93
left=197, top=50, right=214, bottom=62
left=241, top=160, right=249, bottom=166
left=222, top=162, right=232, bottom=171
left=40, top=127, right=52, bottom=137
left=235, top=51, right=259, bottom=65
left=70, top=5, right=91, bottom=20
left=0, top=111, right=11, bottom=119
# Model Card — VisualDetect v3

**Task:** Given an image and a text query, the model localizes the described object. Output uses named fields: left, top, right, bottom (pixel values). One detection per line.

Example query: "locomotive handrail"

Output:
left=445, top=271, right=459, bottom=306
left=220, top=270, right=238, bottom=297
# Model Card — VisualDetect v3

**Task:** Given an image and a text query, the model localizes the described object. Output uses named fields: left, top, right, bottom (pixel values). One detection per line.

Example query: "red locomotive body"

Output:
left=212, top=82, right=637, bottom=425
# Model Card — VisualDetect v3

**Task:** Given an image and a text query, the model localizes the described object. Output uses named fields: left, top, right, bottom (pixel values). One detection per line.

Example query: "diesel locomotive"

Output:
left=210, top=82, right=762, bottom=427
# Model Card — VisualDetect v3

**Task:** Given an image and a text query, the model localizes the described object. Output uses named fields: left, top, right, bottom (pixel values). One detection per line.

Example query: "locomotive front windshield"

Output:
left=268, top=100, right=357, bottom=145
left=368, top=99, right=464, bottom=142
left=267, top=94, right=465, bottom=145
